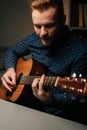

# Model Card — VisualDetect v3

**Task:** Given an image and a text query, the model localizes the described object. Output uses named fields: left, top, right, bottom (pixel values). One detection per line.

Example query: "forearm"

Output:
left=3, top=41, right=30, bottom=70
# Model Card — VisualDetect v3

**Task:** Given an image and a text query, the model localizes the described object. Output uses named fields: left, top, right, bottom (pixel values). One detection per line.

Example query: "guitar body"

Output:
left=0, top=58, right=46, bottom=104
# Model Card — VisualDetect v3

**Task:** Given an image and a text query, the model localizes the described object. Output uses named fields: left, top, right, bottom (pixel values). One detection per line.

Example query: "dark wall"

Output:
left=0, top=0, right=33, bottom=47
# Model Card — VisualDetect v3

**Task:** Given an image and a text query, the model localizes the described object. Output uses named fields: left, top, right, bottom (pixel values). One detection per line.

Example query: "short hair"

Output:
left=30, top=0, right=64, bottom=18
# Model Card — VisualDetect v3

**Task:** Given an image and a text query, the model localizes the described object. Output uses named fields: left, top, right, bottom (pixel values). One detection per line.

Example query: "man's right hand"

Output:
left=1, top=68, right=16, bottom=92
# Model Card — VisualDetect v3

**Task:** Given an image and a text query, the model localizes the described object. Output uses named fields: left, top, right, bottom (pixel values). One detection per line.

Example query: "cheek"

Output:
left=49, top=27, right=57, bottom=36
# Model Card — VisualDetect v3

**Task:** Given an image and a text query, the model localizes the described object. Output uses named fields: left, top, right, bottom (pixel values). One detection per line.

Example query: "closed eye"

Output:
left=34, top=24, right=41, bottom=29
left=34, top=23, right=56, bottom=29
left=44, top=23, right=56, bottom=28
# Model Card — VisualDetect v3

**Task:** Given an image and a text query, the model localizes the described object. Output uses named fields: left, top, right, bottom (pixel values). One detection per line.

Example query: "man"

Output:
left=1, top=0, right=87, bottom=124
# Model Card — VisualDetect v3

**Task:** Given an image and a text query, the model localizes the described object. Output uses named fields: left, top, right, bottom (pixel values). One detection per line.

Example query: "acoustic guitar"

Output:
left=0, top=58, right=87, bottom=103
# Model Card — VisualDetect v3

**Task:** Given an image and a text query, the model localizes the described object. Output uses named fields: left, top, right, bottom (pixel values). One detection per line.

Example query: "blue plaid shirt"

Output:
left=3, top=26, right=87, bottom=121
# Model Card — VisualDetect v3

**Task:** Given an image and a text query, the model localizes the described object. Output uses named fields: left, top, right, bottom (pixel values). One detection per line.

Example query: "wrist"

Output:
left=7, top=67, right=15, bottom=71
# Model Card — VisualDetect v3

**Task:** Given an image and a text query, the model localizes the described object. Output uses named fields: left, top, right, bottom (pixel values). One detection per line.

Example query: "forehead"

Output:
left=32, top=7, right=56, bottom=24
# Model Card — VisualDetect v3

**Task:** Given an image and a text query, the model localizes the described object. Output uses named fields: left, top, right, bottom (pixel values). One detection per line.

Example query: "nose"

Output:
left=40, top=26, right=47, bottom=37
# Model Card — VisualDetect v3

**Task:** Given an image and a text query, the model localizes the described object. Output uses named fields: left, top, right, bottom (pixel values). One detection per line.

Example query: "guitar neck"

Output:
left=17, top=74, right=87, bottom=96
left=18, top=75, right=58, bottom=86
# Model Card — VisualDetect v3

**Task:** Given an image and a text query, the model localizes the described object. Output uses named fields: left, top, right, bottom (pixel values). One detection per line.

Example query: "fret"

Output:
left=54, top=77, right=59, bottom=87
left=44, top=76, right=52, bottom=86
left=44, top=76, right=48, bottom=86
left=44, top=76, right=57, bottom=86
left=47, top=76, right=52, bottom=86
left=50, top=77, right=56, bottom=86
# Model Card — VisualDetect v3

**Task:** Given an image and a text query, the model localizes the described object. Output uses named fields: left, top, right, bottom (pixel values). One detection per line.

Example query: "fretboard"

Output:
left=18, top=75, right=59, bottom=87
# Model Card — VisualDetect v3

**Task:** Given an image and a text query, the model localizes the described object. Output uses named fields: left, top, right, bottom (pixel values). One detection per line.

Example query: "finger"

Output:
left=39, top=74, right=45, bottom=91
left=11, top=75, right=16, bottom=86
left=1, top=75, right=16, bottom=91
left=32, top=78, right=40, bottom=89
left=32, top=78, right=40, bottom=95
left=1, top=77, right=12, bottom=92
left=1, top=75, right=13, bottom=86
